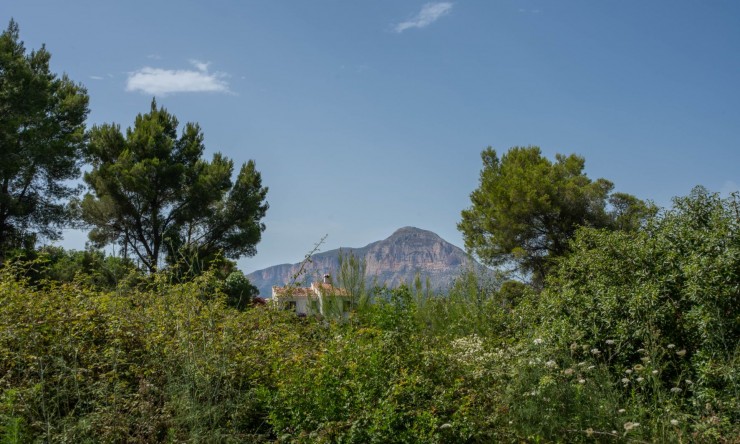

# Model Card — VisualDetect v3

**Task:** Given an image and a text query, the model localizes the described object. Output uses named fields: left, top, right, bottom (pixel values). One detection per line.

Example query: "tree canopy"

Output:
left=458, top=146, right=651, bottom=285
left=80, top=100, right=268, bottom=273
left=0, top=19, right=89, bottom=253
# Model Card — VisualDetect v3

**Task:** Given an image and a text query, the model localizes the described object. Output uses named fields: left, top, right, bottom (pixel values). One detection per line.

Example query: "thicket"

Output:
left=1, top=188, right=737, bottom=442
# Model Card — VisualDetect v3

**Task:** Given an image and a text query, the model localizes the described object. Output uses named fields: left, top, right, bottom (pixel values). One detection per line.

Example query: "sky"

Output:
left=4, top=1, right=740, bottom=273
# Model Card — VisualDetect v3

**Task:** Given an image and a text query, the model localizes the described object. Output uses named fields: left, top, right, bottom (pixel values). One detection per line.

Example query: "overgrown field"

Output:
left=1, top=189, right=738, bottom=443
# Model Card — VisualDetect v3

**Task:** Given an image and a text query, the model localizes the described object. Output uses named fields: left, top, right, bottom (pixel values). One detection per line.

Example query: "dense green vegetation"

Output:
left=459, top=146, right=654, bottom=287
left=1, top=188, right=737, bottom=442
left=1, top=19, right=737, bottom=442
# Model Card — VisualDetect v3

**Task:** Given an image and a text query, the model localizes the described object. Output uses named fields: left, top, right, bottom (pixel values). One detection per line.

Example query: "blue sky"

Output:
left=5, top=1, right=740, bottom=273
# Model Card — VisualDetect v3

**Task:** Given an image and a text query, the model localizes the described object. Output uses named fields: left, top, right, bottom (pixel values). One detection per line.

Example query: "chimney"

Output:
left=323, top=274, right=331, bottom=284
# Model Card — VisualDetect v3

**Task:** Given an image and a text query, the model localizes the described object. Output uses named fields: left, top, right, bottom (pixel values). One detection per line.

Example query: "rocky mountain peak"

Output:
left=387, top=226, right=442, bottom=243
left=246, top=227, right=481, bottom=297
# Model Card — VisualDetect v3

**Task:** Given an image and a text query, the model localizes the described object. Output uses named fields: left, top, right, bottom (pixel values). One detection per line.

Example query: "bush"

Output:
left=533, top=187, right=739, bottom=440
left=0, top=267, right=281, bottom=442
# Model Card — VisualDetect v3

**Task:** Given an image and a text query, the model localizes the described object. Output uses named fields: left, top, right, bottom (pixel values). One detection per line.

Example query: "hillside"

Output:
left=246, top=227, right=482, bottom=297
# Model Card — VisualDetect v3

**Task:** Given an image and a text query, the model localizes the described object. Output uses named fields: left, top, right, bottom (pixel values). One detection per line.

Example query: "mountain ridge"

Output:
left=246, top=227, right=483, bottom=297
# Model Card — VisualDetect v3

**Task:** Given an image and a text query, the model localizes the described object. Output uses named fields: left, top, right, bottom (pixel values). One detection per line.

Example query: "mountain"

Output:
left=246, top=227, right=484, bottom=297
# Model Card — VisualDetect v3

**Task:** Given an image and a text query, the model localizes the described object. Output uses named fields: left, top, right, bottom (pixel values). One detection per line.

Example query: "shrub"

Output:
left=534, top=187, right=739, bottom=439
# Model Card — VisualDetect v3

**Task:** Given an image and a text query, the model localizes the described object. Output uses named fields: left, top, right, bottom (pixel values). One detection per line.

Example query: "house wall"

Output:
left=273, top=284, right=350, bottom=318
left=295, top=299, right=308, bottom=315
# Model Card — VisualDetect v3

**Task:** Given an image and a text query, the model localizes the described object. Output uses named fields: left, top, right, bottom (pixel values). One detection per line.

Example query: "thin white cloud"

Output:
left=126, top=60, right=230, bottom=96
left=189, top=59, right=210, bottom=72
left=89, top=75, right=104, bottom=80
left=395, top=2, right=453, bottom=33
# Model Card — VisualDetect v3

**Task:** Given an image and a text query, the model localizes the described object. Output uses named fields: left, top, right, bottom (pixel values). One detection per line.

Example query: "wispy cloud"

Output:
left=126, top=60, right=230, bottom=96
left=395, top=2, right=453, bottom=33
left=89, top=75, right=104, bottom=80
left=189, top=59, right=210, bottom=72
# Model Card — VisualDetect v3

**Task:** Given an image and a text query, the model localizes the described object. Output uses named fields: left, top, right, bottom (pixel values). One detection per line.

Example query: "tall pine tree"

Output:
left=459, top=146, right=651, bottom=286
left=0, top=19, right=89, bottom=253
left=81, top=100, right=268, bottom=273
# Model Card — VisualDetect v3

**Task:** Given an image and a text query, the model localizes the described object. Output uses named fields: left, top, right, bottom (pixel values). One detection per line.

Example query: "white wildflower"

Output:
left=670, top=419, right=679, bottom=426
left=636, top=377, right=644, bottom=382
left=578, top=379, right=586, bottom=384
left=606, top=339, right=615, bottom=345
left=618, top=408, right=626, bottom=413
left=621, top=378, right=630, bottom=384
left=623, top=422, right=640, bottom=431
left=450, top=334, right=493, bottom=378
left=670, top=387, right=682, bottom=393
left=652, top=370, right=659, bottom=375
left=591, top=348, right=601, bottom=355
left=667, top=344, right=676, bottom=349
left=625, top=369, right=633, bottom=374
left=534, top=338, right=544, bottom=345
left=676, top=349, right=687, bottom=357
left=545, top=360, right=557, bottom=368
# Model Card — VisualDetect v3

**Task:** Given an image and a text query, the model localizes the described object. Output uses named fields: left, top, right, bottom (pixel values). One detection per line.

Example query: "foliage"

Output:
left=336, top=249, right=367, bottom=311
left=8, top=246, right=140, bottom=290
left=79, top=99, right=268, bottom=273
left=1, top=188, right=737, bottom=443
left=0, top=20, right=89, bottom=254
left=0, top=264, right=287, bottom=442
left=535, top=186, right=739, bottom=439
left=458, top=146, right=652, bottom=285
left=223, top=270, right=259, bottom=310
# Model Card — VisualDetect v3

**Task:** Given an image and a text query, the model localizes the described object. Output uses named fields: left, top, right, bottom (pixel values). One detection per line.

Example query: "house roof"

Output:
left=311, top=282, right=349, bottom=296
left=272, top=286, right=314, bottom=298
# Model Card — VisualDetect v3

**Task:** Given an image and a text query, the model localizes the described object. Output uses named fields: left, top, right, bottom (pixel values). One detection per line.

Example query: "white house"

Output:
left=271, top=274, right=351, bottom=317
